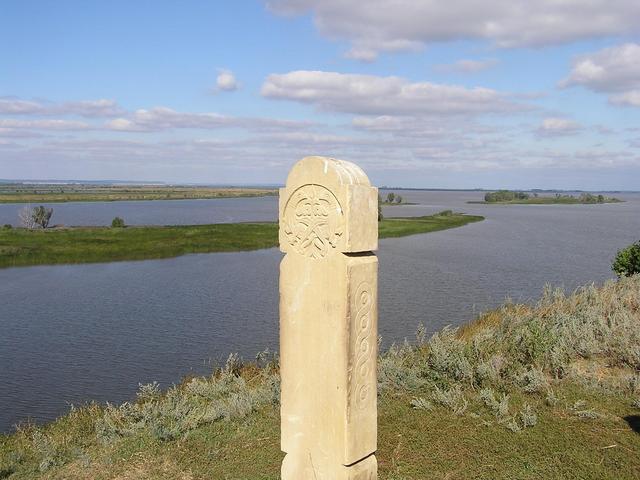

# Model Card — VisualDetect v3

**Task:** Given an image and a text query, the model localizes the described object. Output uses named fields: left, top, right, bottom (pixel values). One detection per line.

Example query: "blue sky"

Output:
left=1, top=0, right=639, bottom=189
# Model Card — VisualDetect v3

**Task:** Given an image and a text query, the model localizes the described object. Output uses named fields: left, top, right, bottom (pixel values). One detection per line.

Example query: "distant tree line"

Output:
left=484, top=190, right=530, bottom=202
left=577, top=193, right=607, bottom=204
left=384, top=192, right=404, bottom=204
left=484, top=190, right=618, bottom=204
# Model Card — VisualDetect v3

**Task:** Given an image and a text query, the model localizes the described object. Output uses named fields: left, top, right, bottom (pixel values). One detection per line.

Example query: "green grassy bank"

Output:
left=1, top=276, right=639, bottom=479
left=0, top=213, right=483, bottom=269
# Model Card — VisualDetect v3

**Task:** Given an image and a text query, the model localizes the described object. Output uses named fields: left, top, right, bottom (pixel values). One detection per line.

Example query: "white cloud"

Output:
left=216, top=69, right=239, bottom=92
left=0, top=119, right=91, bottom=131
left=0, top=98, right=43, bottom=114
left=61, top=99, right=124, bottom=117
left=105, top=106, right=314, bottom=133
left=434, top=58, right=499, bottom=73
left=351, top=115, right=493, bottom=139
left=5, top=118, right=638, bottom=183
left=561, top=43, right=640, bottom=107
left=3, top=92, right=634, bottom=183
left=0, top=128, right=46, bottom=138
left=0, top=97, right=123, bottom=117
left=537, top=118, right=582, bottom=137
left=266, top=0, right=640, bottom=59
left=261, top=70, right=524, bottom=115
left=106, top=108, right=230, bottom=132
left=610, top=91, right=640, bottom=107
left=343, top=47, right=379, bottom=63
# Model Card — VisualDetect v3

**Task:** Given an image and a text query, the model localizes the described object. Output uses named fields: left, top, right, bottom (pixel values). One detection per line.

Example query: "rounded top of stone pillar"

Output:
left=279, top=155, right=378, bottom=256
left=284, top=156, right=371, bottom=189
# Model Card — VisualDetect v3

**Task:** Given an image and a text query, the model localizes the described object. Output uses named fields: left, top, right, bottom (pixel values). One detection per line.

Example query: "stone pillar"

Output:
left=279, top=156, right=378, bottom=480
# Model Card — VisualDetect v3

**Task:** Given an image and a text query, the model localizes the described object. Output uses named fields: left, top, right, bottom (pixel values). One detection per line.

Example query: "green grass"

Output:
left=0, top=213, right=483, bottom=269
left=378, top=212, right=482, bottom=238
left=1, top=276, right=639, bottom=479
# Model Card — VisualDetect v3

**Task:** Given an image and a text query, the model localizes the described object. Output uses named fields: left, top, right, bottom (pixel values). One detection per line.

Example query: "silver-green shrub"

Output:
left=95, top=361, right=279, bottom=443
left=431, top=385, right=468, bottom=415
left=410, top=397, right=433, bottom=411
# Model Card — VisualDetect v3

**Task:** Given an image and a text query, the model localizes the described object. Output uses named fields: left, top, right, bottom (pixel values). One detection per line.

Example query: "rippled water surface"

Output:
left=1, top=191, right=639, bottom=432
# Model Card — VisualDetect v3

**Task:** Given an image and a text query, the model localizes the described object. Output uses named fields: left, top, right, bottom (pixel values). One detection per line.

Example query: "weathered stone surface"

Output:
left=279, top=156, right=378, bottom=480
left=279, top=155, right=378, bottom=257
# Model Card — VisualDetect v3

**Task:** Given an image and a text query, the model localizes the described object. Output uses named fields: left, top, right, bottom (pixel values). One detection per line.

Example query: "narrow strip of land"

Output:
left=0, top=185, right=277, bottom=203
left=0, top=213, right=483, bottom=268
left=468, top=198, right=622, bottom=205
left=468, top=190, right=622, bottom=205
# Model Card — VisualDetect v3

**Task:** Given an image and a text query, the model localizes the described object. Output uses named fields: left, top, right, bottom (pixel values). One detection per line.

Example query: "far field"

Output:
left=0, top=184, right=277, bottom=203
left=0, top=212, right=484, bottom=268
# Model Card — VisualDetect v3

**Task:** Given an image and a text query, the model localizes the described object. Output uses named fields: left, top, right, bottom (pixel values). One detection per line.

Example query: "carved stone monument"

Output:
left=279, top=156, right=378, bottom=480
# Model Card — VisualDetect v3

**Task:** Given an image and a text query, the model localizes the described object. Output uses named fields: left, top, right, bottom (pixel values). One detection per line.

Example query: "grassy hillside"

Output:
left=0, top=213, right=483, bottom=268
left=1, top=276, right=639, bottom=479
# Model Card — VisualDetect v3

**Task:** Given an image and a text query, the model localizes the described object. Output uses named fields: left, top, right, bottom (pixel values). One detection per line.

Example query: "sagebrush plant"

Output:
left=377, top=275, right=640, bottom=431
left=431, top=385, right=468, bottom=415
left=410, top=397, right=432, bottom=411
left=31, top=430, right=63, bottom=472
left=95, top=353, right=280, bottom=444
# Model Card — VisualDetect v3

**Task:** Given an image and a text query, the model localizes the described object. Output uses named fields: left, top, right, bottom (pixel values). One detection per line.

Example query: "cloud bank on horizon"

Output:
left=1, top=0, right=639, bottom=189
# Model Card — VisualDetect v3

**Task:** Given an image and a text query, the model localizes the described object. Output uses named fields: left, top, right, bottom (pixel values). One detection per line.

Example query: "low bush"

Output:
left=111, top=217, right=125, bottom=228
left=612, top=240, right=640, bottom=277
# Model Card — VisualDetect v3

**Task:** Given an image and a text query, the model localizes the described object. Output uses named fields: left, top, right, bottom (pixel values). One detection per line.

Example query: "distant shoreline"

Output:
left=469, top=190, right=623, bottom=205
left=468, top=198, right=623, bottom=205
left=0, top=185, right=278, bottom=204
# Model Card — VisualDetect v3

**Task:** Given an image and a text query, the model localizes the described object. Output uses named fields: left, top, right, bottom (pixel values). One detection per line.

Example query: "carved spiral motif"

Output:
left=352, top=282, right=374, bottom=411
left=282, top=184, right=343, bottom=258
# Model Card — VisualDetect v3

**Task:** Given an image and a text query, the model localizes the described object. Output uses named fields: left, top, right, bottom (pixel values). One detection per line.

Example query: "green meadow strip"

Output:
left=0, top=213, right=483, bottom=268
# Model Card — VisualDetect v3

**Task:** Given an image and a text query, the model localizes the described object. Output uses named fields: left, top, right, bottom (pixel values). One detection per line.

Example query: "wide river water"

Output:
left=1, top=191, right=639, bottom=432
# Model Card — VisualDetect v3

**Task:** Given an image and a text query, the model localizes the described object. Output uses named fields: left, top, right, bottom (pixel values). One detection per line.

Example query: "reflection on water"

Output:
left=1, top=190, right=639, bottom=431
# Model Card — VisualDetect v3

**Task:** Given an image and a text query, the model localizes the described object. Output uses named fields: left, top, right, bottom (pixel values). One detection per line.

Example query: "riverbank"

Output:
left=0, top=185, right=277, bottom=203
left=0, top=213, right=483, bottom=268
left=1, top=276, right=638, bottom=479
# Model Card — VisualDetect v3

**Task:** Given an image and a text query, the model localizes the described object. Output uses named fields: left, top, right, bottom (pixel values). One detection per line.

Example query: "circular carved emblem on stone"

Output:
left=282, top=184, right=343, bottom=258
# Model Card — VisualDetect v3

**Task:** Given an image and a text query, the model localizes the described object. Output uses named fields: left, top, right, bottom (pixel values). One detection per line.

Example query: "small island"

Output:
left=379, top=191, right=416, bottom=206
left=469, top=190, right=622, bottom=205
